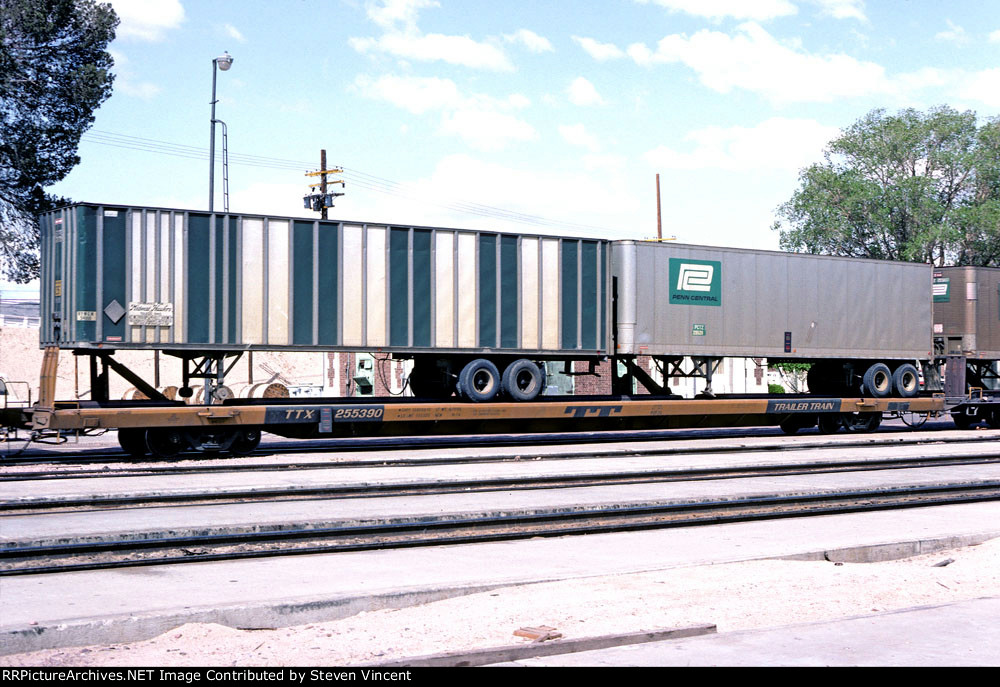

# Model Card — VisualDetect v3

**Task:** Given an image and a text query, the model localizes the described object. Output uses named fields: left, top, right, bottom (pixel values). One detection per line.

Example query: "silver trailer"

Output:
left=612, top=241, right=932, bottom=397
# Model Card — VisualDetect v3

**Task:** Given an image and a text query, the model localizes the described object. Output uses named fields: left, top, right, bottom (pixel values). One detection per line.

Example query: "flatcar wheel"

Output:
left=891, top=364, right=919, bottom=398
left=817, top=414, right=842, bottom=434
left=230, top=429, right=262, bottom=456
left=778, top=415, right=814, bottom=435
left=457, top=359, right=501, bottom=402
left=778, top=418, right=800, bottom=435
left=862, top=363, right=892, bottom=398
left=117, top=428, right=148, bottom=457
left=951, top=411, right=976, bottom=430
left=841, top=412, right=881, bottom=433
left=145, top=428, right=188, bottom=459
left=987, top=409, right=1000, bottom=430
left=502, top=359, right=546, bottom=401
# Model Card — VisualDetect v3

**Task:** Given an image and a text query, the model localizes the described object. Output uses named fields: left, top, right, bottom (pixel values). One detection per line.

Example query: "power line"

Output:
left=79, top=130, right=617, bottom=234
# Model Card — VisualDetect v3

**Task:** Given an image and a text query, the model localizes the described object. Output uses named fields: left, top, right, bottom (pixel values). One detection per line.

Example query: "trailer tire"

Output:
left=457, top=359, right=501, bottom=402
left=502, top=359, right=545, bottom=401
left=892, top=364, right=919, bottom=398
left=862, top=363, right=892, bottom=398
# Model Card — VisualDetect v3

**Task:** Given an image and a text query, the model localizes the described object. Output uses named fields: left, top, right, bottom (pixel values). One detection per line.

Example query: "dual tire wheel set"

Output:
left=861, top=362, right=919, bottom=398
left=456, top=358, right=546, bottom=402
left=808, top=361, right=920, bottom=398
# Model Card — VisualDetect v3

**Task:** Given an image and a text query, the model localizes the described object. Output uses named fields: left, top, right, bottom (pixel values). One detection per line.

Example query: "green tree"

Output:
left=1, top=0, right=117, bottom=282
left=774, top=106, right=1000, bottom=267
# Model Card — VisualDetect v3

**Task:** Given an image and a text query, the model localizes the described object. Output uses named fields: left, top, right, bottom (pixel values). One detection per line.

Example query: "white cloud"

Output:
left=935, top=19, right=969, bottom=44
left=354, top=74, right=463, bottom=114
left=990, top=29, right=1000, bottom=43
left=627, top=22, right=891, bottom=103
left=350, top=32, right=513, bottom=71
left=224, top=24, right=246, bottom=43
left=504, top=29, right=554, bottom=53
left=351, top=0, right=512, bottom=70
left=573, top=36, right=626, bottom=61
left=440, top=110, right=538, bottom=151
left=809, top=0, right=867, bottom=21
left=366, top=0, right=439, bottom=31
left=354, top=74, right=535, bottom=150
left=567, top=77, right=606, bottom=106
left=108, top=49, right=161, bottom=99
left=108, top=0, right=184, bottom=41
left=636, top=0, right=797, bottom=21
left=420, top=155, right=640, bottom=231
left=958, top=68, right=1000, bottom=108
left=558, top=124, right=601, bottom=152
left=644, top=118, right=841, bottom=172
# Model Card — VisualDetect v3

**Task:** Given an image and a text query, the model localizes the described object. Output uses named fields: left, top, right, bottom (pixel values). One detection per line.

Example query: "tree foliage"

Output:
left=774, top=106, right=1000, bottom=267
left=0, top=0, right=117, bottom=282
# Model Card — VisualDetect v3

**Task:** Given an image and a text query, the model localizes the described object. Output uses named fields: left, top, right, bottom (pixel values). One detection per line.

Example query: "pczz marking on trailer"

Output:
left=265, top=406, right=385, bottom=424
left=766, top=400, right=839, bottom=413
left=564, top=405, right=623, bottom=418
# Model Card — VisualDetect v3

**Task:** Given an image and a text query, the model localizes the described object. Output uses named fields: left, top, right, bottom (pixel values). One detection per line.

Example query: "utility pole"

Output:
left=303, top=150, right=344, bottom=215
left=320, top=150, right=328, bottom=220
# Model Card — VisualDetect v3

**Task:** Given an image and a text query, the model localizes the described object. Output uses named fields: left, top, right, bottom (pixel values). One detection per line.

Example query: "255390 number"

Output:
left=333, top=406, right=385, bottom=421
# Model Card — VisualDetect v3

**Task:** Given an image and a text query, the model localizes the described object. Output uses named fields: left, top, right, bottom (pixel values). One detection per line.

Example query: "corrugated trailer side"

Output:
left=38, top=203, right=610, bottom=358
left=933, top=266, right=1000, bottom=360
left=613, top=241, right=932, bottom=360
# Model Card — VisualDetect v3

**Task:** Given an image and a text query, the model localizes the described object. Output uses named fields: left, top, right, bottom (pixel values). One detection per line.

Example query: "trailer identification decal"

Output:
left=127, top=302, right=174, bottom=326
left=766, top=400, right=838, bottom=413
left=669, top=259, right=721, bottom=306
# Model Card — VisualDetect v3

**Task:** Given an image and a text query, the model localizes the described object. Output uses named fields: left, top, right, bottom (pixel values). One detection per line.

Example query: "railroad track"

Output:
left=4, top=452, right=1000, bottom=512
left=1, top=429, right=992, bottom=482
left=0, top=420, right=964, bottom=468
left=3, top=481, right=997, bottom=576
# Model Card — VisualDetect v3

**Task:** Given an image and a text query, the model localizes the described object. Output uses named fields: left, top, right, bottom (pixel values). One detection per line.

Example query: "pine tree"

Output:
left=1, top=0, right=117, bottom=282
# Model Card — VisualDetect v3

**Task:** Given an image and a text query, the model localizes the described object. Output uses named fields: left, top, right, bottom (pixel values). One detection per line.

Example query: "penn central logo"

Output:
left=676, top=263, right=714, bottom=291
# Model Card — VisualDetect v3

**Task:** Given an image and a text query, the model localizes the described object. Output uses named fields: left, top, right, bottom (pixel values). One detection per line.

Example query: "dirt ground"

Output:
left=2, top=538, right=997, bottom=667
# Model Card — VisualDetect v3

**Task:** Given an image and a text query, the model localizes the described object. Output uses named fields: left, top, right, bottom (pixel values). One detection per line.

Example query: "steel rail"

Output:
left=0, top=428, right=988, bottom=478
left=3, top=482, right=997, bottom=576
left=4, top=454, right=1000, bottom=512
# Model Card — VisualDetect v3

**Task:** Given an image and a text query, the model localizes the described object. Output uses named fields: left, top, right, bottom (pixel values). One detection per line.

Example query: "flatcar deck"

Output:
left=28, top=394, right=947, bottom=435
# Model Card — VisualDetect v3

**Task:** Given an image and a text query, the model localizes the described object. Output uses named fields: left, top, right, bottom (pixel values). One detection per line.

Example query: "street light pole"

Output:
left=209, top=51, right=233, bottom=212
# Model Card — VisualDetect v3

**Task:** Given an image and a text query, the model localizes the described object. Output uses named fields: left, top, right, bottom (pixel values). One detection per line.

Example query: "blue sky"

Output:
left=5, top=0, right=1000, bottom=296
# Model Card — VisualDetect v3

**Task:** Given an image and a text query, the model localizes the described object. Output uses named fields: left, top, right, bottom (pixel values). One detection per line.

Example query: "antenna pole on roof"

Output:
left=320, top=150, right=328, bottom=220
left=656, top=173, right=662, bottom=240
